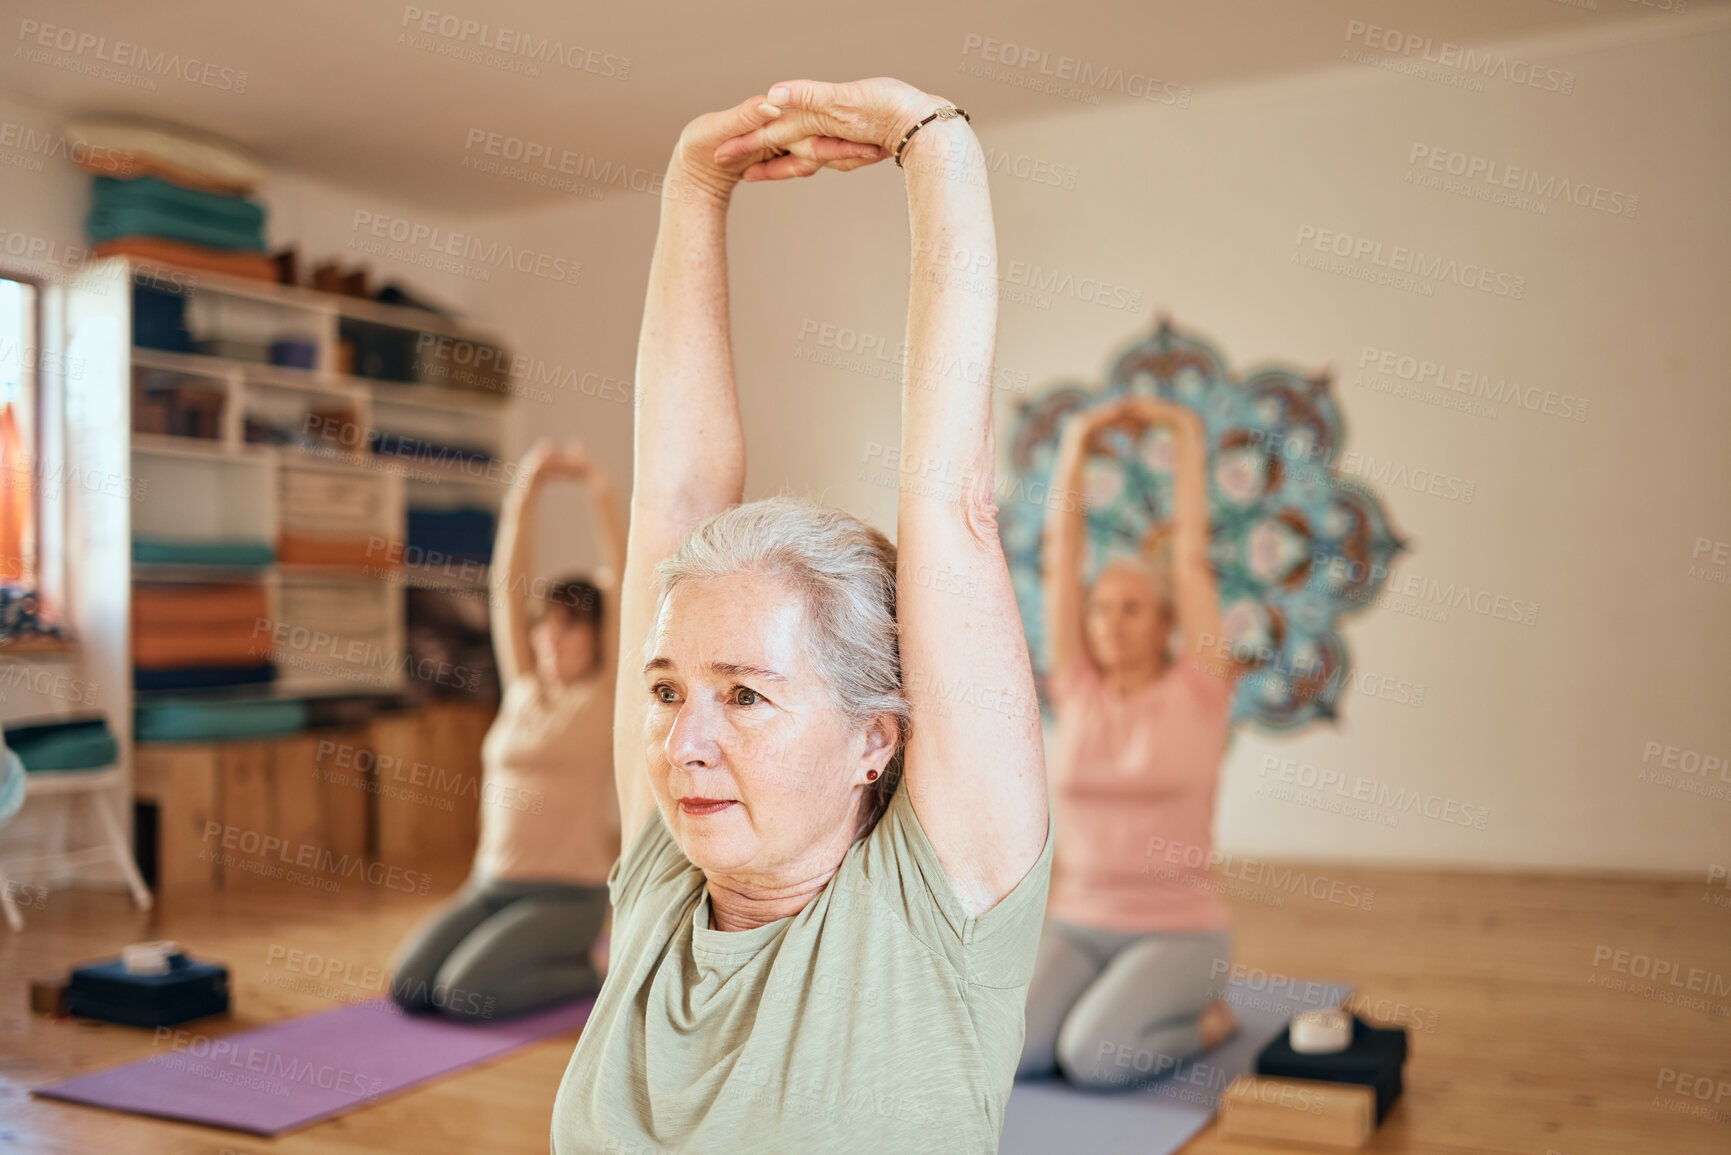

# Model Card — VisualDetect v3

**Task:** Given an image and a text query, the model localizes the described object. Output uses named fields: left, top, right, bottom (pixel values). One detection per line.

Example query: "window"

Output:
left=0, top=277, right=41, bottom=631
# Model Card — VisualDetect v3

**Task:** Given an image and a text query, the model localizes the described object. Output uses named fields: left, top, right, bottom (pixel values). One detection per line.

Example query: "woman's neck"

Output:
left=705, top=867, right=838, bottom=932
left=1106, top=653, right=1168, bottom=697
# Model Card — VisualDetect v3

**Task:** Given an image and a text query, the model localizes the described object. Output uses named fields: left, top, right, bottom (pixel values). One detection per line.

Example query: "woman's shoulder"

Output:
left=842, top=780, right=1053, bottom=987
left=608, top=805, right=700, bottom=923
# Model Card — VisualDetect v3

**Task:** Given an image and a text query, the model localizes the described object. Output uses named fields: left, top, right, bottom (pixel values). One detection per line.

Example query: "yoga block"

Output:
left=67, top=954, right=229, bottom=1028
left=1220, top=1076, right=1375, bottom=1148
left=1256, top=1015, right=1407, bottom=1123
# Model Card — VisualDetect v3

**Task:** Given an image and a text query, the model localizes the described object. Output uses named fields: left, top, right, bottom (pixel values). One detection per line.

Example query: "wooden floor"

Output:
left=3, top=866, right=1727, bottom=1154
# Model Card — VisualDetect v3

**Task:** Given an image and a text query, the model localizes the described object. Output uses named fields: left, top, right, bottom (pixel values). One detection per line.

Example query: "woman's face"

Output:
left=531, top=612, right=598, bottom=685
left=1084, top=563, right=1172, bottom=674
left=642, top=573, right=895, bottom=884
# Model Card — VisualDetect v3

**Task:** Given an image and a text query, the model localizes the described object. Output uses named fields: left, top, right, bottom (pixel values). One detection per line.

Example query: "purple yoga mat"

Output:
left=33, top=996, right=594, bottom=1136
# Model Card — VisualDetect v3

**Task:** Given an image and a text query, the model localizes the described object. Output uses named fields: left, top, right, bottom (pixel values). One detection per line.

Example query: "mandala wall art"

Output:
left=999, top=319, right=1406, bottom=733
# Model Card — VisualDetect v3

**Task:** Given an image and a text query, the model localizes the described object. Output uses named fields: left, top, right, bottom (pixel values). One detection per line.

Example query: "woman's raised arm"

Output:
left=613, top=98, right=884, bottom=850
left=726, top=78, right=1048, bottom=914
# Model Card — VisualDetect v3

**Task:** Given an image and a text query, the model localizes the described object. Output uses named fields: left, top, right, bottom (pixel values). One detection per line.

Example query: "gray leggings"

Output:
left=1017, top=917, right=1231, bottom=1090
left=390, top=874, right=608, bottom=1021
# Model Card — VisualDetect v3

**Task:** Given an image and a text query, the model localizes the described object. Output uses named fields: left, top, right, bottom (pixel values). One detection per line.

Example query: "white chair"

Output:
left=0, top=764, right=153, bottom=931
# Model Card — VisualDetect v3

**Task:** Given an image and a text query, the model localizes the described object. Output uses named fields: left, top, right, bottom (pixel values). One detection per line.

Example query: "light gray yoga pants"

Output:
left=390, top=873, right=608, bottom=1021
left=1017, top=916, right=1231, bottom=1090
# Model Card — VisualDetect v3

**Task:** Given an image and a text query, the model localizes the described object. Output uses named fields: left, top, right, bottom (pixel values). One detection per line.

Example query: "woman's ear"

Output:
left=856, top=715, right=899, bottom=783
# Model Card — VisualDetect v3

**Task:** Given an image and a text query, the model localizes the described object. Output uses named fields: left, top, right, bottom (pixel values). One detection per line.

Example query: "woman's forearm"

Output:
left=490, top=477, right=541, bottom=682
left=632, top=166, right=747, bottom=523
left=1041, top=429, right=1090, bottom=670
left=1170, top=418, right=1210, bottom=570
left=899, top=119, right=997, bottom=521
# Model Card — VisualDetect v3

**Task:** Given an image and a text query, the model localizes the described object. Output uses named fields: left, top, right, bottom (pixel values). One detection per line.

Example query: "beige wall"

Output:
left=477, top=11, right=1731, bottom=871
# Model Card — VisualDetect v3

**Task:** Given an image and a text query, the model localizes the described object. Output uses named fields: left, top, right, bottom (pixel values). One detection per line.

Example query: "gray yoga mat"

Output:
left=1001, top=975, right=1354, bottom=1154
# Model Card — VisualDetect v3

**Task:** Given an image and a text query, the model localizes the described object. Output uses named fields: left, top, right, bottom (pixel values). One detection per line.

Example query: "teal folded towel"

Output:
left=136, top=699, right=308, bottom=743
left=91, top=175, right=266, bottom=230
left=132, top=539, right=275, bottom=567
left=6, top=718, right=119, bottom=772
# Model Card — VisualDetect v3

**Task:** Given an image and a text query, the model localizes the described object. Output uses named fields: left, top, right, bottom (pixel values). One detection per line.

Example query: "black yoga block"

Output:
left=1255, top=1015, right=1407, bottom=1123
left=67, top=954, right=230, bottom=1028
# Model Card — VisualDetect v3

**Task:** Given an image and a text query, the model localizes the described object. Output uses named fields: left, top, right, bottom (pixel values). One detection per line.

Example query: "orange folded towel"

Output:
left=133, top=623, right=270, bottom=669
left=277, top=533, right=393, bottom=570
left=94, top=237, right=278, bottom=283
left=133, top=584, right=269, bottom=629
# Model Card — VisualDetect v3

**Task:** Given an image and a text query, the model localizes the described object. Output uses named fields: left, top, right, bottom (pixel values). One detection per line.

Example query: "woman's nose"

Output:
left=665, top=695, right=722, bottom=769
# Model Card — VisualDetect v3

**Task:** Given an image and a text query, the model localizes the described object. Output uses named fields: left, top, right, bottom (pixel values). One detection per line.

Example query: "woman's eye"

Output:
left=732, top=686, right=760, bottom=707
left=652, top=683, right=678, bottom=704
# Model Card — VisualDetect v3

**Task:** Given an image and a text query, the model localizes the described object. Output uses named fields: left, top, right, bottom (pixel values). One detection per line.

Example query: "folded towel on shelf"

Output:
left=132, top=539, right=275, bottom=568
left=98, top=237, right=278, bottom=283
left=276, top=533, right=385, bottom=570
left=277, top=583, right=392, bottom=639
left=3, top=716, right=120, bottom=772
left=279, top=471, right=386, bottom=536
left=88, top=175, right=266, bottom=251
left=65, top=119, right=265, bottom=195
left=133, top=584, right=269, bottom=628
left=406, top=507, right=496, bottom=564
left=134, top=663, right=276, bottom=694
left=133, top=624, right=269, bottom=670
left=136, top=698, right=308, bottom=743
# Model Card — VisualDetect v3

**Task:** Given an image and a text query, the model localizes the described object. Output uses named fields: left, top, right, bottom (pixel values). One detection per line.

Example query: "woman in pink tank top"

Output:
left=1017, top=395, right=1242, bottom=1090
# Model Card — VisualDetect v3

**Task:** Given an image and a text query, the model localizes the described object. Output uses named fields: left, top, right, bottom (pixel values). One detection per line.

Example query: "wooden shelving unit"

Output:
left=60, top=256, right=515, bottom=829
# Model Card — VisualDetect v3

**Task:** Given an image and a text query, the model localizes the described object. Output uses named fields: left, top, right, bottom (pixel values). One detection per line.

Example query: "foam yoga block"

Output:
left=1256, top=1015, right=1408, bottom=1123
left=1219, top=1076, right=1376, bottom=1147
left=67, top=953, right=230, bottom=1028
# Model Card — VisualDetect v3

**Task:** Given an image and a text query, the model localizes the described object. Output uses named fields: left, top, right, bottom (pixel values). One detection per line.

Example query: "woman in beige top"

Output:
left=389, top=438, right=626, bottom=1020
left=549, top=78, right=1052, bottom=1153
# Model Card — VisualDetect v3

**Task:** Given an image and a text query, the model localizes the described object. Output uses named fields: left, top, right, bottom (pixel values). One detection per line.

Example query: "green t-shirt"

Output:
left=549, top=780, right=1053, bottom=1154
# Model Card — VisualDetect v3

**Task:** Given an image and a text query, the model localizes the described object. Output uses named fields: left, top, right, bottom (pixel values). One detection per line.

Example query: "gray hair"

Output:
left=651, top=495, right=908, bottom=836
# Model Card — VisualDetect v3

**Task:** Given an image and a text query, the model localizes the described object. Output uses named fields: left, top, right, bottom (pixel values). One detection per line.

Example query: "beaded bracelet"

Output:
left=893, top=105, right=971, bottom=168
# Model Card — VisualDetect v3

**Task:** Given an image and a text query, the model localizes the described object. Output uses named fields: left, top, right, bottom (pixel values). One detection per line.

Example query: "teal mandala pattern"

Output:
left=1000, top=320, right=1406, bottom=733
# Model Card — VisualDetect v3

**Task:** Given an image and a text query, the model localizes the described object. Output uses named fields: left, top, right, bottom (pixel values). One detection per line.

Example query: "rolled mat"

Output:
left=32, top=995, right=595, bottom=1136
left=1000, top=976, right=1355, bottom=1155
left=132, top=539, right=276, bottom=568
left=133, top=663, right=276, bottom=695
left=276, top=533, right=387, bottom=570
left=134, top=697, right=304, bottom=742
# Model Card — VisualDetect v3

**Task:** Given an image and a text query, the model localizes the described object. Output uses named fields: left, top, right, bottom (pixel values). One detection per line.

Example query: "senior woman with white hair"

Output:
left=548, top=78, right=1053, bottom=1154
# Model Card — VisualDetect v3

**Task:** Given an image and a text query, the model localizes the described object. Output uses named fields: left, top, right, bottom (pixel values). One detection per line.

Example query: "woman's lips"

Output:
left=678, top=797, right=737, bottom=817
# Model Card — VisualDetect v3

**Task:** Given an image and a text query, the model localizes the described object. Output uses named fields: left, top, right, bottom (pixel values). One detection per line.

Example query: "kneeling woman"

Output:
left=1018, top=396, right=1241, bottom=1089
left=550, top=79, right=1051, bottom=1154
left=390, top=439, right=626, bottom=1020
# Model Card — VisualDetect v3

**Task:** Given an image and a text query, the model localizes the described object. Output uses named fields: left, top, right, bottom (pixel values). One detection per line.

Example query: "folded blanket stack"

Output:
left=277, top=466, right=392, bottom=570
left=69, top=119, right=276, bottom=283
left=132, top=583, right=274, bottom=692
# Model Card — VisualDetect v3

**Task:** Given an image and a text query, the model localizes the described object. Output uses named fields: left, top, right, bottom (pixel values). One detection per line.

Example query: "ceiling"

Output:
left=0, top=0, right=1715, bottom=215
